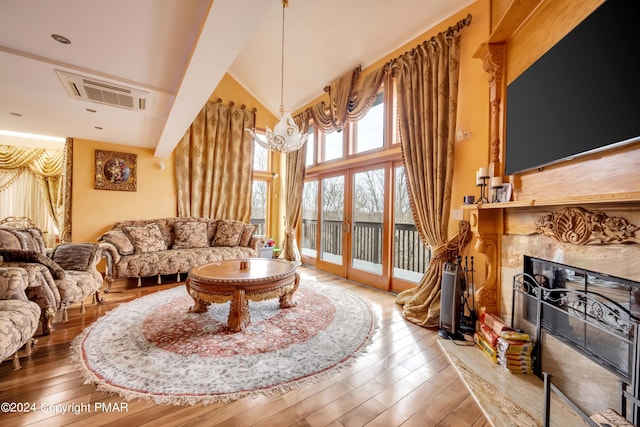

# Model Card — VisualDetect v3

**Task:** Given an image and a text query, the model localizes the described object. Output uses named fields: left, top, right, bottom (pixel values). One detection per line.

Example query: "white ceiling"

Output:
left=0, top=0, right=474, bottom=158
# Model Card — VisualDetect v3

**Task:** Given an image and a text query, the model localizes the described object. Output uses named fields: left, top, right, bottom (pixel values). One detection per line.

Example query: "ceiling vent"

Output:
left=55, top=70, right=149, bottom=112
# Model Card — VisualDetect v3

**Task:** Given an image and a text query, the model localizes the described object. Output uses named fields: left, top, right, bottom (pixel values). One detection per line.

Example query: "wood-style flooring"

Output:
left=0, top=267, right=489, bottom=427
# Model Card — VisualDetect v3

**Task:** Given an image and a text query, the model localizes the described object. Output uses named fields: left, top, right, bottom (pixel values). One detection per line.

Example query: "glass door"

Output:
left=300, top=163, right=429, bottom=292
left=347, top=166, right=388, bottom=288
left=317, top=174, right=346, bottom=276
left=301, top=180, right=318, bottom=260
left=391, top=164, right=430, bottom=292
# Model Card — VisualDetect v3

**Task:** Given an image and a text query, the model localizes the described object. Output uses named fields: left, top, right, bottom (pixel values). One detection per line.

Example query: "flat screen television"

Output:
left=505, top=0, right=640, bottom=176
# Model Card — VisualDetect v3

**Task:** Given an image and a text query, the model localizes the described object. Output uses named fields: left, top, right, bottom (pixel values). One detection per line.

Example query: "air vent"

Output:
left=55, top=70, right=149, bottom=112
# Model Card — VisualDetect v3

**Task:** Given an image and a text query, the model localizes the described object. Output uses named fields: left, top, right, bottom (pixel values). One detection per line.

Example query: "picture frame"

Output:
left=94, top=149, right=137, bottom=191
left=496, top=183, right=512, bottom=203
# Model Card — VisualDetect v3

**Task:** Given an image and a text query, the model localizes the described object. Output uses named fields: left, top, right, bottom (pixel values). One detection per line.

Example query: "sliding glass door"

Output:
left=348, top=166, right=387, bottom=287
left=301, top=162, right=430, bottom=292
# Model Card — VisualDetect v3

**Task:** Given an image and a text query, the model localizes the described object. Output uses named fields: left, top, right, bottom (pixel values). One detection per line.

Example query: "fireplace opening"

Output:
left=513, top=256, right=640, bottom=382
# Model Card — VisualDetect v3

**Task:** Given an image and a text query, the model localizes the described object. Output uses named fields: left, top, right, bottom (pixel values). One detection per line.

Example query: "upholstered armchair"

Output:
left=0, top=225, right=104, bottom=335
left=0, top=265, right=41, bottom=370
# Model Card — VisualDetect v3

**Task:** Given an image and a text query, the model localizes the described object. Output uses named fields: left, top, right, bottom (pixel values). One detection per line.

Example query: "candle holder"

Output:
left=491, top=184, right=502, bottom=203
left=476, top=176, right=489, bottom=204
left=490, top=176, right=503, bottom=203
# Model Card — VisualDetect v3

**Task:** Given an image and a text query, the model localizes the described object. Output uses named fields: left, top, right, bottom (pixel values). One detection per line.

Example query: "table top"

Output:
left=189, top=258, right=295, bottom=284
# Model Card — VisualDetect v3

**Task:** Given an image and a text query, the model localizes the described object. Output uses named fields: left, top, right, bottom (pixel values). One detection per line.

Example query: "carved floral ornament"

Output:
left=535, top=207, right=640, bottom=245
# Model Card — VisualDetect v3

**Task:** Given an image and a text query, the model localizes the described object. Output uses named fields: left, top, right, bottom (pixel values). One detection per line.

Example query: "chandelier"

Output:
left=246, top=0, right=307, bottom=153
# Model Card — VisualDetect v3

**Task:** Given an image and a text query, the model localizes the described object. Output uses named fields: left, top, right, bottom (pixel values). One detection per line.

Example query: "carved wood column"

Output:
left=467, top=207, right=501, bottom=315
left=478, top=43, right=506, bottom=179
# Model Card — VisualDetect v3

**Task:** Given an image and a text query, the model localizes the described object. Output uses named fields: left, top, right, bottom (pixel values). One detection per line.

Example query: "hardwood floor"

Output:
left=0, top=267, right=489, bottom=427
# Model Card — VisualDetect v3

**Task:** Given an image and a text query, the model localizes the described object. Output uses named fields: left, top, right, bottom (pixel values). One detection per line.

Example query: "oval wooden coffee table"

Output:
left=185, top=258, right=300, bottom=332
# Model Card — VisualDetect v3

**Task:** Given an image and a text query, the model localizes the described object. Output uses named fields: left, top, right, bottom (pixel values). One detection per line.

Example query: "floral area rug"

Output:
left=71, top=280, right=376, bottom=405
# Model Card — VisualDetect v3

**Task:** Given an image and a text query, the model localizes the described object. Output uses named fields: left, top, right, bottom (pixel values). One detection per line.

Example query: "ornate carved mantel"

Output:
left=478, top=43, right=506, bottom=170
left=467, top=206, right=500, bottom=315
left=536, top=207, right=640, bottom=245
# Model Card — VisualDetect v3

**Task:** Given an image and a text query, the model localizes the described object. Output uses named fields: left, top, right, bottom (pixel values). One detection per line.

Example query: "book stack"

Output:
left=474, top=313, right=535, bottom=374
left=496, top=332, right=534, bottom=374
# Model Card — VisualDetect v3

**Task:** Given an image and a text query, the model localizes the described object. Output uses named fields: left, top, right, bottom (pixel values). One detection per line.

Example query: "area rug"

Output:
left=70, top=280, right=376, bottom=405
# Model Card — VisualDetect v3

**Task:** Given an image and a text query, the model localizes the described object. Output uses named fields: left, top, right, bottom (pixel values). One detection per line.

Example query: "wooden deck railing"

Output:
left=300, top=219, right=431, bottom=274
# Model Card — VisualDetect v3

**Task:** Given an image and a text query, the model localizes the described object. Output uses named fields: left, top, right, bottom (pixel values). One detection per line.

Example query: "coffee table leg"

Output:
left=228, top=288, right=250, bottom=332
left=280, top=272, right=300, bottom=309
left=186, top=278, right=209, bottom=313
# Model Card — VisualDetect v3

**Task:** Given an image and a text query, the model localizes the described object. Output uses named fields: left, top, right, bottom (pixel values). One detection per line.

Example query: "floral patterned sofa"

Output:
left=0, top=265, right=41, bottom=370
left=97, top=217, right=264, bottom=288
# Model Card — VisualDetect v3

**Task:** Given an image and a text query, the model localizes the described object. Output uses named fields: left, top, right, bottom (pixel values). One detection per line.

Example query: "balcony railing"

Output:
left=301, top=219, right=431, bottom=274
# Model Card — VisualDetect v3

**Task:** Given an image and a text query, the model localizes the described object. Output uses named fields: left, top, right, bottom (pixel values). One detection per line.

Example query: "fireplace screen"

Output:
left=513, top=256, right=640, bottom=382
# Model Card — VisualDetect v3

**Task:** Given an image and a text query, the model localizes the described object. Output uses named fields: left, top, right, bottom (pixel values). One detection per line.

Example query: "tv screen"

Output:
left=505, top=0, right=640, bottom=175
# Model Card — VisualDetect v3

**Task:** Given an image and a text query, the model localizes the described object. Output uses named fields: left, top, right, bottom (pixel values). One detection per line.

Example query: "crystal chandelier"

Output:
left=246, top=0, right=307, bottom=153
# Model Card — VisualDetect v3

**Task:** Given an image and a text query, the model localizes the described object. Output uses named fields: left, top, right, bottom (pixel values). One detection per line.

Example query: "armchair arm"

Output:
left=97, top=242, right=120, bottom=275
left=0, top=266, right=29, bottom=301
left=249, top=236, right=267, bottom=252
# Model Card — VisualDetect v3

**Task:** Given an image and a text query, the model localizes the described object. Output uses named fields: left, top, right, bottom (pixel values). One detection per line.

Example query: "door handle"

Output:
left=343, top=221, right=351, bottom=234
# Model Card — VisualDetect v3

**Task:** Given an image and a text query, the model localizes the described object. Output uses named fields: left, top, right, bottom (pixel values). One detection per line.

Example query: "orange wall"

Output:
left=208, top=73, right=277, bottom=130
left=71, top=140, right=177, bottom=242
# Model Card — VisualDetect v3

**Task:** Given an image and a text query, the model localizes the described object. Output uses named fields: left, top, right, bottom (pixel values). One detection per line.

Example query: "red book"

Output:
left=479, top=323, right=499, bottom=348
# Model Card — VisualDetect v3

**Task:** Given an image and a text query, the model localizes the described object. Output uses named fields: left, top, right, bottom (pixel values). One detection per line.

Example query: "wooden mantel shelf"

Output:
left=461, top=191, right=640, bottom=210
left=474, top=0, right=544, bottom=58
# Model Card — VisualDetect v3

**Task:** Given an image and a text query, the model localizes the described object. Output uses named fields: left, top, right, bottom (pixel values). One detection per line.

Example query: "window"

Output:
left=305, top=125, right=315, bottom=166
left=251, top=131, right=271, bottom=235
left=322, top=130, right=343, bottom=162
left=251, top=180, right=268, bottom=235
left=354, top=92, right=384, bottom=154
left=253, top=138, right=269, bottom=171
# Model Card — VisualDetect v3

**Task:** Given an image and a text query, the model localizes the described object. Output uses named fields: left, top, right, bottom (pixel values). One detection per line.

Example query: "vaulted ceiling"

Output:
left=0, top=0, right=474, bottom=157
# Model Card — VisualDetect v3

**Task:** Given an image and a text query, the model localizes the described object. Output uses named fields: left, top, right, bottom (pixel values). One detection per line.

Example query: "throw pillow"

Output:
left=239, top=223, right=257, bottom=247
left=123, top=223, right=167, bottom=253
left=51, top=243, right=98, bottom=272
left=101, top=230, right=135, bottom=255
left=173, top=221, right=209, bottom=249
left=212, top=220, right=245, bottom=247
left=0, top=248, right=66, bottom=279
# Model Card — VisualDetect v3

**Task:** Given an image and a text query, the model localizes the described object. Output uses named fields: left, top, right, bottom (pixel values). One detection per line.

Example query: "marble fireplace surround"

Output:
left=468, top=200, right=640, bottom=417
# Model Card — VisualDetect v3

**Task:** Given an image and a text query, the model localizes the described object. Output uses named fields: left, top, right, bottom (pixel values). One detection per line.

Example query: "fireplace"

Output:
left=514, top=256, right=640, bottom=381
left=496, top=204, right=640, bottom=415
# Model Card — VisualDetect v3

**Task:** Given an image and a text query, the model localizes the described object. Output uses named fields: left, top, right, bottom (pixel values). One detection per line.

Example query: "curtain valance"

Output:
left=308, top=65, right=390, bottom=133
left=0, top=144, right=64, bottom=177
left=297, top=15, right=472, bottom=136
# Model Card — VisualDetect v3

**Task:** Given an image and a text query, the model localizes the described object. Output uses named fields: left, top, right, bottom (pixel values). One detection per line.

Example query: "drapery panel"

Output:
left=280, top=110, right=310, bottom=264
left=175, top=99, right=255, bottom=221
left=60, top=138, right=73, bottom=242
left=392, top=16, right=472, bottom=327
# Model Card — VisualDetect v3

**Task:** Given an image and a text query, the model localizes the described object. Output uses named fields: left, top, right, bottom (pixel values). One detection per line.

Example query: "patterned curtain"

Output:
left=393, top=16, right=472, bottom=327
left=60, top=138, right=73, bottom=242
left=310, top=65, right=390, bottom=133
left=0, top=143, right=66, bottom=243
left=175, top=99, right=255, bottom=221
left=280, top=110, right=310, bottom=264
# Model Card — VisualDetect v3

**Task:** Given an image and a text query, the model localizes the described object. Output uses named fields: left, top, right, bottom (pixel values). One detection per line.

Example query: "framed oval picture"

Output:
left=94, top=149, right=137, bottom=191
